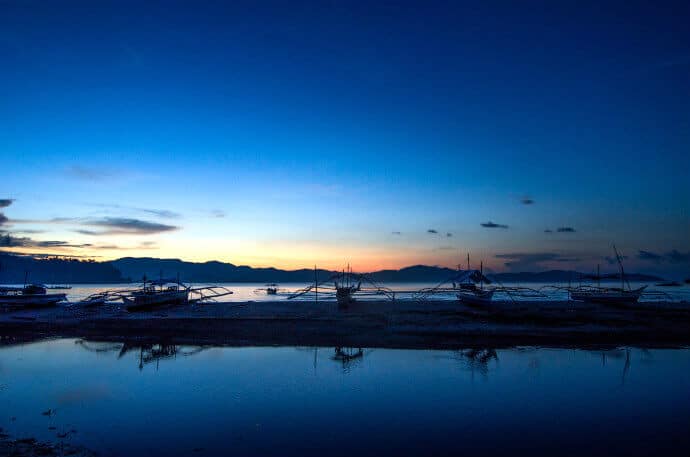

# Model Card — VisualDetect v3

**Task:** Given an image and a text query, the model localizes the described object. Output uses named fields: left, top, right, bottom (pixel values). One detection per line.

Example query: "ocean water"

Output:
left=1, top=340, right=689, bottom=456
left=16, top=281, right=690, bottom=303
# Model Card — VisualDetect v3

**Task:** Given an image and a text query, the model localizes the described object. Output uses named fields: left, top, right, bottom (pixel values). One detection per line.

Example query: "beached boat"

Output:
left=570, top=246, right=647, bottom=306
left=122, top=279, right=189, bottom=311
left=0, top=284, right=66, bottom=307
left=453, top=267, right=494, bottom=307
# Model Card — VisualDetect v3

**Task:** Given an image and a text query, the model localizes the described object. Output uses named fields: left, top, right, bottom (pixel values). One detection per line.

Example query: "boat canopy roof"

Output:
left=453, top=269, right=492, bottom=285
left=147, top=279, right=185, bottom=286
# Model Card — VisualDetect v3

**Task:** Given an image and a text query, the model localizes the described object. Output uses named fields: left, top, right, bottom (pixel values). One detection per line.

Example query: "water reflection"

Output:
left=75, top=339, right=208, bottom=370
left=332, top=347, right=365, bottom=372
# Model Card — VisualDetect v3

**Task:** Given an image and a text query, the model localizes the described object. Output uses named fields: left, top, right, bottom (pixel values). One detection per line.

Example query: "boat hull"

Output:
left=123, top=289, right=189, bottom=311
left=570, top=287, right=646, bottom=305
left=0, top=293, right=66, bottom=307
left=457, top=289, right=495, bottom=307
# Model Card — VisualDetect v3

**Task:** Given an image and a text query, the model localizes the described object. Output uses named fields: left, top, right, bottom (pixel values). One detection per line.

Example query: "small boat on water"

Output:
left=0, top=284, right=66, bottom=307
left=570, top=245, right=647, bottom=306
left=122, top=279, right=189, bottom=311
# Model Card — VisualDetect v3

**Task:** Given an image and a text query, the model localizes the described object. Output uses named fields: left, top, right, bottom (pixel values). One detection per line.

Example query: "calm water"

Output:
left=1, top=340, right=689, bottom=456
left=19, top=281, right=690, bottom=303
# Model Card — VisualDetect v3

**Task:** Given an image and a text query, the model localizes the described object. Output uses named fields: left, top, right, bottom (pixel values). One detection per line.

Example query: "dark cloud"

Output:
left=496, top=252, right=580, bottom=271
left=557, top=227, right=576, bottom=233
left=638, top=249, right=690, bottom=264
left=0, top=233, right=92, bottom=249
left=427, top=229, right=438, bottom=234
left=79, top=217, right=179, bottom=235
left=667, top=250, right=690, bottom=263
left=544, top=229, right=553, bottom=233
left=0, top=199, right=14, bottom=208
left=446, top=232, right=452, bottom=237
left=637, top=250, right=662, bottom=261
left=481, top=221, right=509, bottom=229
left=521, top=197, right=534, bottom=205
left=0, top=213, right=7, bottom=226
left=391, top=231, right=402, bottom=235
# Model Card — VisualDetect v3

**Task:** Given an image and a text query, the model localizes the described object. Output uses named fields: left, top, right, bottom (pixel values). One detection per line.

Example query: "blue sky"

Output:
left=1, top=1, right=689, bottom=276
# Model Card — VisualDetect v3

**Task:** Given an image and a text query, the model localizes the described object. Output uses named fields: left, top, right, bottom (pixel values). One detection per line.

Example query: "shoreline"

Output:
left=2, top=299, right=689, bottom=349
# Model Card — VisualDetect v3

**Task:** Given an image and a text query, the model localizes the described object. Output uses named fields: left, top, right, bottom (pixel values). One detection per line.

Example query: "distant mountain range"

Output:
left=0, top=253, right=664, bottom=284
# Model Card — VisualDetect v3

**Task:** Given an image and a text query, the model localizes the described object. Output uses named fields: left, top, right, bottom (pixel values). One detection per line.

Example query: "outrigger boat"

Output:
left=453, top=268, right=494, bottom=306
left=122, top=278, right=189, bottom=311
left=0, top=284, right=66, bottom=307
left=569, top=246, right=647, bottom=306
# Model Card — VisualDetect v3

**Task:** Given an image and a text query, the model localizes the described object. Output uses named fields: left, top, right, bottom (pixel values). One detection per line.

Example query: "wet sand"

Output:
left=1, top=299, right=689, bottom=348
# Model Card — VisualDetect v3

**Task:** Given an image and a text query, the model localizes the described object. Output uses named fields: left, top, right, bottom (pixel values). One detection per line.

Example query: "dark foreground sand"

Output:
left=1, top=299, right=689, bottom=349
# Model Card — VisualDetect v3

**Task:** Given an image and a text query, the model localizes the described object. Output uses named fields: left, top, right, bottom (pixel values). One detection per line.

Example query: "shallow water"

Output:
left=16, top=281, right=690, bottom=303
left=1, top=340, right=689, bottom=456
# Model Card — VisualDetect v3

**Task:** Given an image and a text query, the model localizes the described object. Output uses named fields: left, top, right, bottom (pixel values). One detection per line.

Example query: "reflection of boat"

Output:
left=45, top=284, right=72, bottom=290
left=656, top=281, right=681, bottom=287
left=333, top=347, right=363, bottom=361
left=0, top=284, right=66, bottom=307
left=570, top=246, right=647, bottom=306
left=122, top=279, right=189, bottom=311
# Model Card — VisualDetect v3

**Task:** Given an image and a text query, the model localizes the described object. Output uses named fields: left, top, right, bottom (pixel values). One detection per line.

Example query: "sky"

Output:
left=1, top=0, right=689, bottom=277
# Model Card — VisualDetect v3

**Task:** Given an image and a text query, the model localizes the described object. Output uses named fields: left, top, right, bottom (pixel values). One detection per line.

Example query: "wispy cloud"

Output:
left=557, top=227, right=576, bottom=233
left=0, top=213, right=8, bottom=226
left=0, top=199, right=14, bottom=208
left=77, top=217, right=179, bottom=235
left=496, top=252, right=579, bottom=271
left=427, top=229, right=438, bottom=234
left=637, top=249, right=690, bottom=264
left=210, top=209, right=225, bottom=218
left=481, top=221, right=509, bottom=229
left=520, top=197, right=534, bottom=205
left=391, top=231, right=402, bottom=235
left=446, top=232, right=452, bottom=237
left=1, top=233, right=92, bottom=249
left=544, top=229, right=553, bottom=233
left=90, top=204, right=181, bottom=219
left=65, top=165, right=123, bottom=182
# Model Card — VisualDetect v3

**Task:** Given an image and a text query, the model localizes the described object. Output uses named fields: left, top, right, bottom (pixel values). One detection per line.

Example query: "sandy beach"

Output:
left=2, top=299, right=689, bottom=348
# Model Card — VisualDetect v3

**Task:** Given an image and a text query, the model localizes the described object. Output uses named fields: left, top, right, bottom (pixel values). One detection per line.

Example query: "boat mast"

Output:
left=314, top=265, right=318, bottom=304
left=467, top=253, right=470, bottom=271
left=613, top=245, right=628, bottom=291
left=480, top=261, right=483, bottom=290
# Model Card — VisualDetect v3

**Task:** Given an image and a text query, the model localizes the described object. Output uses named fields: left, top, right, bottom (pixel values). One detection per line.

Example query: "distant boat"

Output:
left=570, top=245, right=646, bottom=306
left=0, top=284, right=66, bottom=307
left=45, top=284, right=72, bottom=290
left=122, top=279, right=189, bottom=311
left=656, top=281, right=682, bottom=287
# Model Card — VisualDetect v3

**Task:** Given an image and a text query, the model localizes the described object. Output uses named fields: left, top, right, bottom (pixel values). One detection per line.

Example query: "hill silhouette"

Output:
left=0, top=253, right=663, bottom=284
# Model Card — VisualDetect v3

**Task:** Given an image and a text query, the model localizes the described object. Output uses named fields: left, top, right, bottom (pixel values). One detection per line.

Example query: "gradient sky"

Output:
left=1, top=1, right=689, bottom=276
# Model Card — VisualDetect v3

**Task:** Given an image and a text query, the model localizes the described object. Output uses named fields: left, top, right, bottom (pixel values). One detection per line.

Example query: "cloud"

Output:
left=66, top=165, right=121, bottom=182
left=0, top=213, right=7, bottom=226
left=544, top=229, right=553, bottom=233
left=481, top=221, right=509, bottom=229
left=0, top=199, right=14, bottom=208
left=91, top=204, right=181, bottom=219
left=427, top=229, right=438, bottom=234
left=210, top=210, right=225, bottom=218
left=521, top=197, right=534, bottom=205
left=78, top=217, right=179, bottom=235
left=667, top=250, right=690, bottom=263
left=637, top=250, right=662, bottom=261
left=496, top=252, right=580, bottom=271
left=446, top=232, right=452, bottom=237
left=637, top=249, right=690, bottom=264
left=434, top=246, right=456, bottom=251
left=557, top=227, right=576, bottom=233
left=0, top=233, right=92, bottom=249
left=391, top=231, right=402, bottom=235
